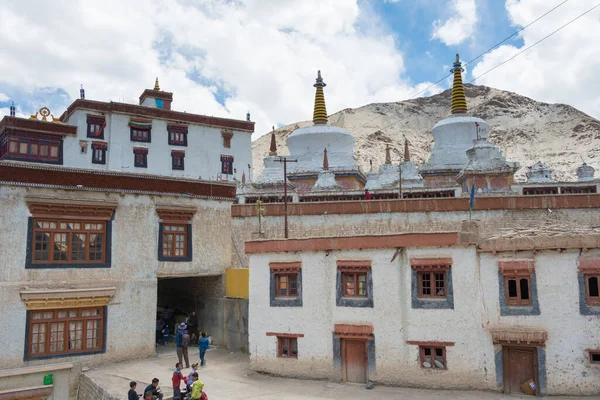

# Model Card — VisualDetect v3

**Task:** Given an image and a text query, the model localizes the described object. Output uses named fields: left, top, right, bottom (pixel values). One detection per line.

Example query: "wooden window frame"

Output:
left=503, top=275, right=532, bottom=306
left=31, top=219, right=107, bottom=265
left=585, top=274, right=600, bottom=305
left=26, top=307, right=105, bottom=359
left=157, top=209, right=195, bottom=262
left=91, top=142, right=107, bottom=165
left=341, top=272, right=368, bottom=298
left=133, top=148, right=148, bottom=168
left=277, top=336, right=298, bottom=359
left=589, top=350, right=600, bottom=364
left=417, top=270, right=447, bottom=299
left=168, top=125, right=188, bottom=146
left=161, top=224, right=188, bottom=258
left=130, top=127, right=151, bottom=143
left=86, top=116, right=105, bottom=139
left=171, top=151, right=185, bottom=171
left=418, top=345, right=447, bottom=370
left=0, top=134, right=61, bottom=163
left=275, top=273, right=299, bottom=298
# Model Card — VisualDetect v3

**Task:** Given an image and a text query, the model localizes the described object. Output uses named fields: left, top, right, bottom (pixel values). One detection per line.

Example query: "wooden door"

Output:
left=504, top=347, right=536, bottom=395
left=343, top=339, right=367, bottom=383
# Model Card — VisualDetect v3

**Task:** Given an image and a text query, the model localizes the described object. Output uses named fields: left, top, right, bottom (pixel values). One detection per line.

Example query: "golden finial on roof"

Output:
left=450, top=54, right=467, bottom=114
left=29, top=107, right=61, bottom=123
left=313, top=70, right=328, bottom=125
left=154, top=77, right=160, bottom=91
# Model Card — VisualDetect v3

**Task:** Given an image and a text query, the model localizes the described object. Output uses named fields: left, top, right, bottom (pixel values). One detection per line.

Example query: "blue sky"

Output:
left=0, top=0, right=598, bottom=138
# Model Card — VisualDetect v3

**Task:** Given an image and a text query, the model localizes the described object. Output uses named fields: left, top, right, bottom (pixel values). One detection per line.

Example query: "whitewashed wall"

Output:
left=248, top=246, right=497, bottom=390
left=63, top=109, right=253, bottom=180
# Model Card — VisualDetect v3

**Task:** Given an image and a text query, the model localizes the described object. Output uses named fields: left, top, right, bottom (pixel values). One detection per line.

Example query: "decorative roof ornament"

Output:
left=29, top=107, right=60, bottom=123
left=450, top=54, right=467, bottom=114
left=322, top=148, right=329, bottom=171
left=404, top=138, right=410, bottom=162
left=242, top=171, right=246, bottom=185
left=154, top=77, right=160, bottom=91
left=312, top=70, right=328, bottom=125
left=80, top=85, right=85, bottom=100
left=385, top=144, right=392, bottom=165
left=269, top=126, right=277, bottom=156
left=10, top=101, right=15, bottom=117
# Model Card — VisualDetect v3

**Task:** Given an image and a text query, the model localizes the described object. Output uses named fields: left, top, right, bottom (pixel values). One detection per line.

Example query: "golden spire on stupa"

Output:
left=450, top=54, right=467, bottom=114
left=312, top=70, right=328, bottom=125
left=154, top=77, right=160, bottom=91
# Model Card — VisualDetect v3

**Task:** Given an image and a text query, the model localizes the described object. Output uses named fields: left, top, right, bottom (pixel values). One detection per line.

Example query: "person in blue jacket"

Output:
left=198, top=332, right=210, bottom=366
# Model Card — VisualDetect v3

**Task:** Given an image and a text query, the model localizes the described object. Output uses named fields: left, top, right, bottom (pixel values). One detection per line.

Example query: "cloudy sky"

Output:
left=0, top=0, right=598, bottom=139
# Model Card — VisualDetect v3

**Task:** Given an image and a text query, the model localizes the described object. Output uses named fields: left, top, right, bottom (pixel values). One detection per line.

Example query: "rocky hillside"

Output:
left=252, top=84, right=600, bottom=182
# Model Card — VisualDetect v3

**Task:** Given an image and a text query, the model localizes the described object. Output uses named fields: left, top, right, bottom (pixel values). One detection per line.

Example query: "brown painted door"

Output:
left=505, top=347, right=536, bottom=394
left=344, top=339, right=367, bottom=383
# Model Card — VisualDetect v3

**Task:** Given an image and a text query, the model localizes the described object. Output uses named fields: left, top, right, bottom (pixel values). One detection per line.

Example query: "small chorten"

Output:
left=399, top=138, right=424, bottom=188
left=313, top=70, right=328, bottom=125
left=526, top=162, right=554, bottom=183
left=269, top=127, right=277, bottom=156
left=576, top=162, right=596, bottom=182
left=154, top=77, right=160, bottom=91
left=450, top=54, right=467, bottom=114
left=311, top=148, right=342, bottom=192
left=378, top=144, right=399, bottom=189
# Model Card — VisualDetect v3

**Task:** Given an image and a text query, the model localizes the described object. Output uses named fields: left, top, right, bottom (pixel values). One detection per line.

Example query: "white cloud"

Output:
left=431, top=0, right=477, bottom=46
left=0, top=93, right=9, bottom=102
left=471, top=0, right=600, bottom=119
left=0, top=0, right=436, bottom=140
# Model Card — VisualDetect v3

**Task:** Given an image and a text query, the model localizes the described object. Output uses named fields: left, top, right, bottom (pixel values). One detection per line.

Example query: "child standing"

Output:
left=172, top=362, right=185, bottom=400
left=162, top=325, right=169, bottom=345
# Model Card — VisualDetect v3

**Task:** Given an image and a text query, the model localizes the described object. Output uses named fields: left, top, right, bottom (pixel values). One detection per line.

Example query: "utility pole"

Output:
left=398, top=162, right=402, bottom=199
left=274, top=157, right=297, bottom=239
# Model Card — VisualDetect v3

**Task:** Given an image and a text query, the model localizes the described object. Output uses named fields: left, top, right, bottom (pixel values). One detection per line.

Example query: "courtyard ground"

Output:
left=85, top=344, right=588, bottom=400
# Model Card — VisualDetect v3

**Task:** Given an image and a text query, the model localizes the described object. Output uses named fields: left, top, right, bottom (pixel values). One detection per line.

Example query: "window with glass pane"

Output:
left=162, top=224, right=187, bottom=258
left=277, top=337, right=298, bottom=358
left=585, top=274, right=600, bottom=305
left=342, top=272, right=367, bottom=297
left=32, top=219, right=106, bottom=264
left=27, top=308, right=104, bottom=358
left=419, top=346, right=446, bottom=369
left=276, top=273, right=298, bottom=297
left=0, top=136, right=61, bottom=163
left=418, top=271, right=447, bottom=299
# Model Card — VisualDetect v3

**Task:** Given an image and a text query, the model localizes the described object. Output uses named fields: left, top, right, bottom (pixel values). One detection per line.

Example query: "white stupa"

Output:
left=419, top=54, right=490, bottom=180
left=576, top=162, right=596, bottom=182
left=526, top=162, right=554, bottom=183
left=311, top=148, right=342, bottom=192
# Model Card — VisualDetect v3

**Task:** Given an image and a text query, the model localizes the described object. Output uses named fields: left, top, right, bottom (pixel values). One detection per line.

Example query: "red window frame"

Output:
left=277, top=336, right=298, bottom=358
left=275, top=273, right=298, bottom=298
left=504, top=275, right=532, bottom=306
left=342, top=272, right=368, bottom=297
left=27, top=307, right=104, bottom=358
left=32, top=219, right=107, bottom=264
left=584, top=274, right=600, bottom=305
left=172, top=152, right=185, bottom=170
left=0, top=135, right=60, bottom=162
left=221, top=155, right=234, bottom=174
left=162, top=224, right=187, bottom=258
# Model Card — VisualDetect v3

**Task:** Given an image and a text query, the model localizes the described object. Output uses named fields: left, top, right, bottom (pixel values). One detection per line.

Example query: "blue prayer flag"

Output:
left=469, top=183, right=475, bottom=210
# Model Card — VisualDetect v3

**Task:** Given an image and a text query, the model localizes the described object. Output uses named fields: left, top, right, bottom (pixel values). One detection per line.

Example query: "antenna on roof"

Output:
left=80, top=85, right=85, bottom=100
left=10, top=101, right=16, bottom=117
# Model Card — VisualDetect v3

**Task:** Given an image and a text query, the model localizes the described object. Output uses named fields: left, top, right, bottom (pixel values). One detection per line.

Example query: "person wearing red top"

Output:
left=365, top=189, right=372, bottom=200
left=172, top=362, right=185, bottom=400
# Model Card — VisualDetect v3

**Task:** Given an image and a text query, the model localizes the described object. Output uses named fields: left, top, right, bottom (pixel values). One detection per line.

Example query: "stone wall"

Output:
left=77, top=374, right=119, bottom=400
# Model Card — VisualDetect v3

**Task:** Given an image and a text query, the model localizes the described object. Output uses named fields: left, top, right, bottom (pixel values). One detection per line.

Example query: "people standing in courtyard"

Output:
left=175, top=322, right=191, bottom=368
left=189, top=372, right=204, bottom=400
left=187, top=311, right=199, bottom=342
left=187, top=363, right=199, bottom=393
left=198, top=332, right=209, bottom=366
left=144, top=378, right=163, bottom=400
left=156, top=317, right=164, bottom=347
left=172, top=362, right=185, bottom=400
left=128, top=381, right=138, bottom=400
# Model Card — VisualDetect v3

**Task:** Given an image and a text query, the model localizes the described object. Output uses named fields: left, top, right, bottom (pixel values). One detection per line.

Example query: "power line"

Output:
left=470, top=2, right=600, bottom=83
left=408, top=0, right=571, bottom=100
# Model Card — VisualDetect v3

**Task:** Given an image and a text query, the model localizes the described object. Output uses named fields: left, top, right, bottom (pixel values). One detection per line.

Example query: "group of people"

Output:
left=134, top=310, right=210, bottom=400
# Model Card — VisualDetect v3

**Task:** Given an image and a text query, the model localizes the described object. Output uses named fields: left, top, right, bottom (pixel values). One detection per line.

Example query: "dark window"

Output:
left=172, top=152, right=185, bottom=170
left=590, top=351, right=600, bottom=364
left=91, top=143, right=107, bottom=165
left=342, top=272, right=367, bottom=297
left=419, top=346, right=446, bottom=369
left=133, top=149, right=148, bottom=168
left=168, top=125, right=188, bottom=146
left=86, top=116, right=106, bottom=139
left=162, top=224, right=187, bottom=258
left=277, top=337, right=298, bottom=358
left=418, top=271, right=447, bottom=298
left=586, top=275, right=600, bottom=305
left=504, top=276, right=532, bottom=306
left=221, top=155, right=234, bottom=175
left=27, top=307, right=104, bottom=358
left=32, top=220, right=106, bottom=264
left=131, top=129, right=150, bottom=142
left=275, top=273, right=298, bottom=298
